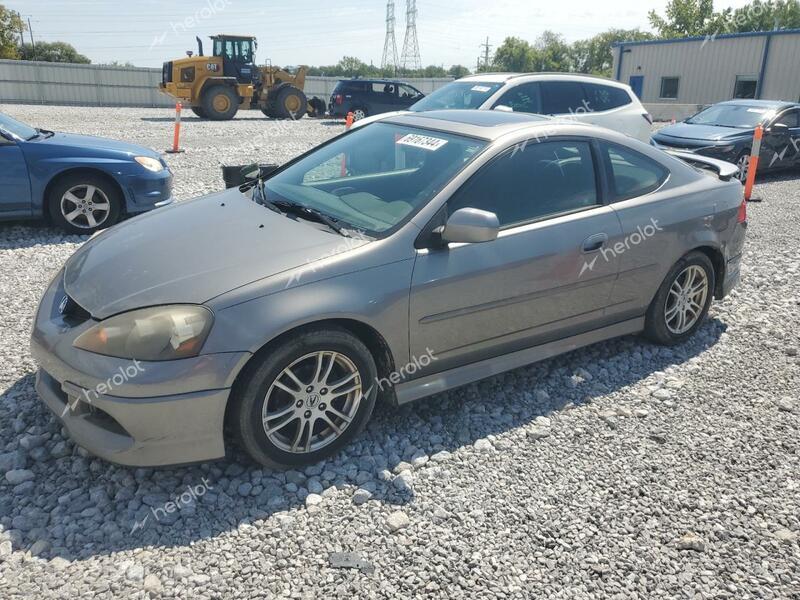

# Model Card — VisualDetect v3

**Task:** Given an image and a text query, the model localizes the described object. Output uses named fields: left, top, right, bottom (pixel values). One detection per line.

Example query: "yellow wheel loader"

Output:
left=158, top=35, right=326, bottom=120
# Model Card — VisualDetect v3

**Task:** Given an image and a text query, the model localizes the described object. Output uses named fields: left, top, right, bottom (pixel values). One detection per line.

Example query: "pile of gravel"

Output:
left=0, top=105, right=797, bottom=599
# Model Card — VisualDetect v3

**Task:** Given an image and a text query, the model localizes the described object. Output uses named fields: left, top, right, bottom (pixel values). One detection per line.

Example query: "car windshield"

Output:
left=410, top=81, right=504, bottom=111
left=686, top=104, right=776, bottom=128
left=0, top=112, right=39, bottom=141
left=263, top=122, right=487, bottom=236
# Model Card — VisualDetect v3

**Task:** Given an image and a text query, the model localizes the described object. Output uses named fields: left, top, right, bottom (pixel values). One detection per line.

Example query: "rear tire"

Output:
left=201, top=85, right=239, bottom=120
left=48, top=173, right=122, bottom=235
left=231, top=326, right=378, bottom=468
left=644, top=251, right=715, bottom=346
left=191, top=106, right=208, bottom=119
left=273, top=86, right=308, bottom=120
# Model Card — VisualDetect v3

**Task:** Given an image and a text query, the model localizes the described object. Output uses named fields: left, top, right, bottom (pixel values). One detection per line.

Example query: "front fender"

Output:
left=201, top=258, right=415, bottom=374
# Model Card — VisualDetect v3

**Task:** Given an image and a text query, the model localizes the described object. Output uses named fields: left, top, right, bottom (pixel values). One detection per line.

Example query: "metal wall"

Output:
left=0, top=60, right=452, bottom=108
left=613, top=31, right=800, bottom=120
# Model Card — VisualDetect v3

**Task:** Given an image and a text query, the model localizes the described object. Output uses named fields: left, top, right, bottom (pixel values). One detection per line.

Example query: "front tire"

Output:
left=351, top=106, right=368, bottom=121
left=644, top=251, right=715, bottom=345
left=231, top=327, right=378, bottom=468
left=191, top=106, right=208, bottom=119
left=736, top=149, right=751, bottom=182
left=201, top=85, right=239, bottom=120
left=48, top=173, right=122, bottom=234
left=273, top=86, right=308, bottom=120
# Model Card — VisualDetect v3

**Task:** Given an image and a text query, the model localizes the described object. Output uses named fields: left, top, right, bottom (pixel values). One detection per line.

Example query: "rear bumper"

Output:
left=721, top=252, right=743, bottom=298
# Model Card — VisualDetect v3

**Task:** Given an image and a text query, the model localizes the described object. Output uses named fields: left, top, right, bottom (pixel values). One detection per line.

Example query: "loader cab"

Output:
left=211, top=35, right=257, bottom=84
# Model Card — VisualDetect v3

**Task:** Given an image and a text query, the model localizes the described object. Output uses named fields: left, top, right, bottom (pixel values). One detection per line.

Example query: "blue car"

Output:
left=652, top=100, right=800, bottom=181
left=0, top=112, right=173, bottom=234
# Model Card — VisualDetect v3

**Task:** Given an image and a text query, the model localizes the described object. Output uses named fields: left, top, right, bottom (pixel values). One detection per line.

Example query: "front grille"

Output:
left=162, top=61, right=173, bottom=84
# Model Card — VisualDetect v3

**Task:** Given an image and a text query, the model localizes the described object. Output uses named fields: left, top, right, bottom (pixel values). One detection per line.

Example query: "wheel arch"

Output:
left=43, top=167, right=127, bottom=221
left=224, top=317, right=398, bottom=432
left=689, top=244, right=725, bottom=299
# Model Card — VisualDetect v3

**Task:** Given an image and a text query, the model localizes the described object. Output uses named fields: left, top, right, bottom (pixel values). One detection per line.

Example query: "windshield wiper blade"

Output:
left=273, top=200, right=348, bottom=236
left=251, top=180, right=282, bottom=213
left=36, top=128, right=55, bottom=138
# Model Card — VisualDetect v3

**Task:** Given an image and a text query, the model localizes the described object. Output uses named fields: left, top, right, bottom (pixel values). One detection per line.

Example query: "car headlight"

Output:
left=135, top=156, right=164, bottom=172
left=712, top=144, right=736, bottom=153
left=73, top=305, right=213, bottom=361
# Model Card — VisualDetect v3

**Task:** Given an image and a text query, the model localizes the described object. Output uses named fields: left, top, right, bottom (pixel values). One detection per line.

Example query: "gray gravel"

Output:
left=0, top=105, right=798, bottom=599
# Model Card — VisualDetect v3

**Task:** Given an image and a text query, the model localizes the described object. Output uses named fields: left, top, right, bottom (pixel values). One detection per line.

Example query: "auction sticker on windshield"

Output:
left=396, top=133, right=448, bottom=151
left=471, top=85, right=492, bottom=93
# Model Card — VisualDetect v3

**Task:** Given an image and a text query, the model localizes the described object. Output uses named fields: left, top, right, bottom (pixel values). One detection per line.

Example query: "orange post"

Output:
left=165, top=102, right=185, bottom=154
left=743, top=125, right=762, bottom=201
left=345, top=112, right=354, bottom=130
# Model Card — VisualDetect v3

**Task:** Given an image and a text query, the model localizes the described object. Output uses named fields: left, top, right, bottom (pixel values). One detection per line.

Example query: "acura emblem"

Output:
left=58, top=295, right=69, bottom=315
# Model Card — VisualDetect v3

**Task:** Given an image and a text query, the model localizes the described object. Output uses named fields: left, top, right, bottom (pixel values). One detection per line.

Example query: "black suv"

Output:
left=329, top=79, right=425, bottom=120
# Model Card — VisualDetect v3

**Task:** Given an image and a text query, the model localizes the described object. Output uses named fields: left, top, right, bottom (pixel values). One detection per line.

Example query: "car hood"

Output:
left=63, top=188, right=370, bottom=319
left=34, top=132, right=160, bottom=158
left=655, top=123, right=752, bottom=142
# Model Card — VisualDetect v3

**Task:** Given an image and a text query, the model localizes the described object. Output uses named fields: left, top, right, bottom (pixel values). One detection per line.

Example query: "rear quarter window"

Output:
left=582, top=83, right=632, bottom=111
left=541, top=81, right=587, bottom=115
left=602, top=142, right=669, bottom=201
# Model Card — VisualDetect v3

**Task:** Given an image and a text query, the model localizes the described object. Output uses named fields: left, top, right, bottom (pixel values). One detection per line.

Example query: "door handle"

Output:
left=582, top=233, right=608, bottom=253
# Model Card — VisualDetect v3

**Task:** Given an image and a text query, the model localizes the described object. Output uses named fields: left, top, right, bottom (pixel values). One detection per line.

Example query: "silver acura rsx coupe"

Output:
left=32, top=110, right=747, bottom=468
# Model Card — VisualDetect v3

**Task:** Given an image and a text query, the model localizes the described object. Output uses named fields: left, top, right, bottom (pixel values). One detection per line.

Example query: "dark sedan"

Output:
left=0, top=112, right=173, bottom=234
left=652, top=100, right=800, bottom=181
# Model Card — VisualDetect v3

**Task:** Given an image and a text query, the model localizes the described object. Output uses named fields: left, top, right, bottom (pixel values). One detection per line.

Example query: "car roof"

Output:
left=456, top=72, right=630, bottom=88
left=338, top=78, right=410, bottom=85
left=716, top=99, right=798, bottom=109
left=382, top=109, right=579, bottom=141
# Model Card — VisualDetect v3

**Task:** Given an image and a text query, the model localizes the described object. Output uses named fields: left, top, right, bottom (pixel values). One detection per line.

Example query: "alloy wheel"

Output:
left=664, top=265, right=709, bottom=334
left=737, top=154, right=750, bottom=182
left=352, top=109, right=366, bottom=121
left=261, top=351, right=363, bottom=454
left=60, top=185, right=111, bottom=229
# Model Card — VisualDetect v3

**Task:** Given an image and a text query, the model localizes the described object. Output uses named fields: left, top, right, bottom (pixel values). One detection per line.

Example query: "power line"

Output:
left=479, top=36, right=491, bottom=71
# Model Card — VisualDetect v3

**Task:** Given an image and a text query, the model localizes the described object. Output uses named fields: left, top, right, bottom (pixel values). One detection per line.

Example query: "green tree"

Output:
left=448, top=64, right=471, bottom=79
left=729, top=0, right=800, bottom=31
left=19, top=41, right=90, bottom=63
left=532, top=30, right=572, bottom=71
left=571, top=29, right=654, bottom=77
left=493, top=37, right=536, bottom=72
left=0, top=4, right=25, bottom=59
left=648, top=0, right=731, bottom=37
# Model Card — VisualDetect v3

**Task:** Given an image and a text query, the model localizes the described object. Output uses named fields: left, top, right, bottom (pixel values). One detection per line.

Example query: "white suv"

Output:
left=352, top=73, right=653, bottom=143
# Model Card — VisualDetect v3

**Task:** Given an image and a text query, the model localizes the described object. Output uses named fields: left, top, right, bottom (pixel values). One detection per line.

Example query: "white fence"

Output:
left=0, top=59, right=452, bottom=108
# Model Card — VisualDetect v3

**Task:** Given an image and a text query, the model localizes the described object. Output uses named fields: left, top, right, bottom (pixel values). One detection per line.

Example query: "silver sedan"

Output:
left=31, top=110, right=748, bottom=468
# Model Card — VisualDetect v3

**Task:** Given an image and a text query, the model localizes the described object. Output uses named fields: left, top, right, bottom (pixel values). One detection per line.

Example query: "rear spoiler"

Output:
left=663, top=149, right=740, bottom=182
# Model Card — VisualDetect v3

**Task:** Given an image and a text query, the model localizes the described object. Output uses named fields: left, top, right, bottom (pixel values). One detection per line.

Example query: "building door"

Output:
left=629, top=76, right=644, bottom=99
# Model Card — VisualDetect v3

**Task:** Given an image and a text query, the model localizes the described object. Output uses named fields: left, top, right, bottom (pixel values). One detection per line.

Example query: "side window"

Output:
left=494, top=82, right=542, bottom=114
left=449, top=140, right=599, bottom=228
left=540, top=81, right=587, bottom=115
left=399, top=84, right=422, bottom=99
left=582, top=83, right=631, bottom=112
left=602, top=143, right=668, bottom=202
left=372, top=82, right=396, bottom=96
left=774, top=110, right=799, bottom=128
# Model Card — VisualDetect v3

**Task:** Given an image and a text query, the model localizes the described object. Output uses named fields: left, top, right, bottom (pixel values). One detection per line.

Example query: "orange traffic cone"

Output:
left=345, top=112, right=354, bottom=130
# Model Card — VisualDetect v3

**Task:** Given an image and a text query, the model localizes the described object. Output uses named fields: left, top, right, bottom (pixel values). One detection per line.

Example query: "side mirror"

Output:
left=441, top=208, right=499, bottom=244
left=493, top=105, right=513, bottom=113
left=768, top=122, right=790, bottom=136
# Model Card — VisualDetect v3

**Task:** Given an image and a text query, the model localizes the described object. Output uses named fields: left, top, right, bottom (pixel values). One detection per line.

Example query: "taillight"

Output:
left=643, top=113, right=653, bottom=125
left=335, top=94, right=344, bottom=105
left=737, top=198, right=747, bottom=223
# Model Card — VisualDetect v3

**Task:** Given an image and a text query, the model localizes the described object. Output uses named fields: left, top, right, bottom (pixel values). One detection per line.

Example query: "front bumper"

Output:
left=125, top=168, right=174, bottom=214
left=30, top=271, right=250, bottom=467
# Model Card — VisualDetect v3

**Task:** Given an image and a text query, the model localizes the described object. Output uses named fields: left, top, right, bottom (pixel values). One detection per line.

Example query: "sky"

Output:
left=7, top=0, right=753, bottom=69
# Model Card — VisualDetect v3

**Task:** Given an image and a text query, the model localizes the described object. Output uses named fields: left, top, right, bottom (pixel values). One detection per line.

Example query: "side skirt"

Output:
left=394, top=317, right=644, bottom=405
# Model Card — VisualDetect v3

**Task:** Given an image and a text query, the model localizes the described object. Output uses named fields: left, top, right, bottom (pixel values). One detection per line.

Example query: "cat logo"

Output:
left=206, top=63, right=219, bottom=72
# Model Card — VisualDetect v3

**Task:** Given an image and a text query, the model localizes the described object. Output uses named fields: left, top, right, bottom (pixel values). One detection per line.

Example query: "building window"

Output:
left=733, top=76, right=758, bottom=99
left=659, top=77, right=680, bottom=100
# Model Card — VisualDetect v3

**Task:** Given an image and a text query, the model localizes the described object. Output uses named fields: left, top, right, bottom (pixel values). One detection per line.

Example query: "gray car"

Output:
left=31, top=110, right=748, bottom=468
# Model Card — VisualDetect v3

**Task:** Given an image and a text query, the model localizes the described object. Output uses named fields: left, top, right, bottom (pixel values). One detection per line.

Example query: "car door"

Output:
left=369, top=82, right=397, bottom=114
left=408, top=138, right=624, bottom=374
left=0, top=135, right=32, bottom=217
left=763, top=108, right=800, bottom=169
left=397, top=84, right=424, bottom=110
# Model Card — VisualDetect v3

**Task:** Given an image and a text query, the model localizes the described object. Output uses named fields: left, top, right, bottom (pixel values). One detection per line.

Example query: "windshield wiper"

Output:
left=250, top=179, right=282, bottom=214
left=272, top=199, right=349, bottom=236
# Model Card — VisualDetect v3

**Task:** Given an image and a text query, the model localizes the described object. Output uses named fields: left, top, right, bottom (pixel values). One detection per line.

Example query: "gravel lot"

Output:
left=0, top=105, right=798, bottom=599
